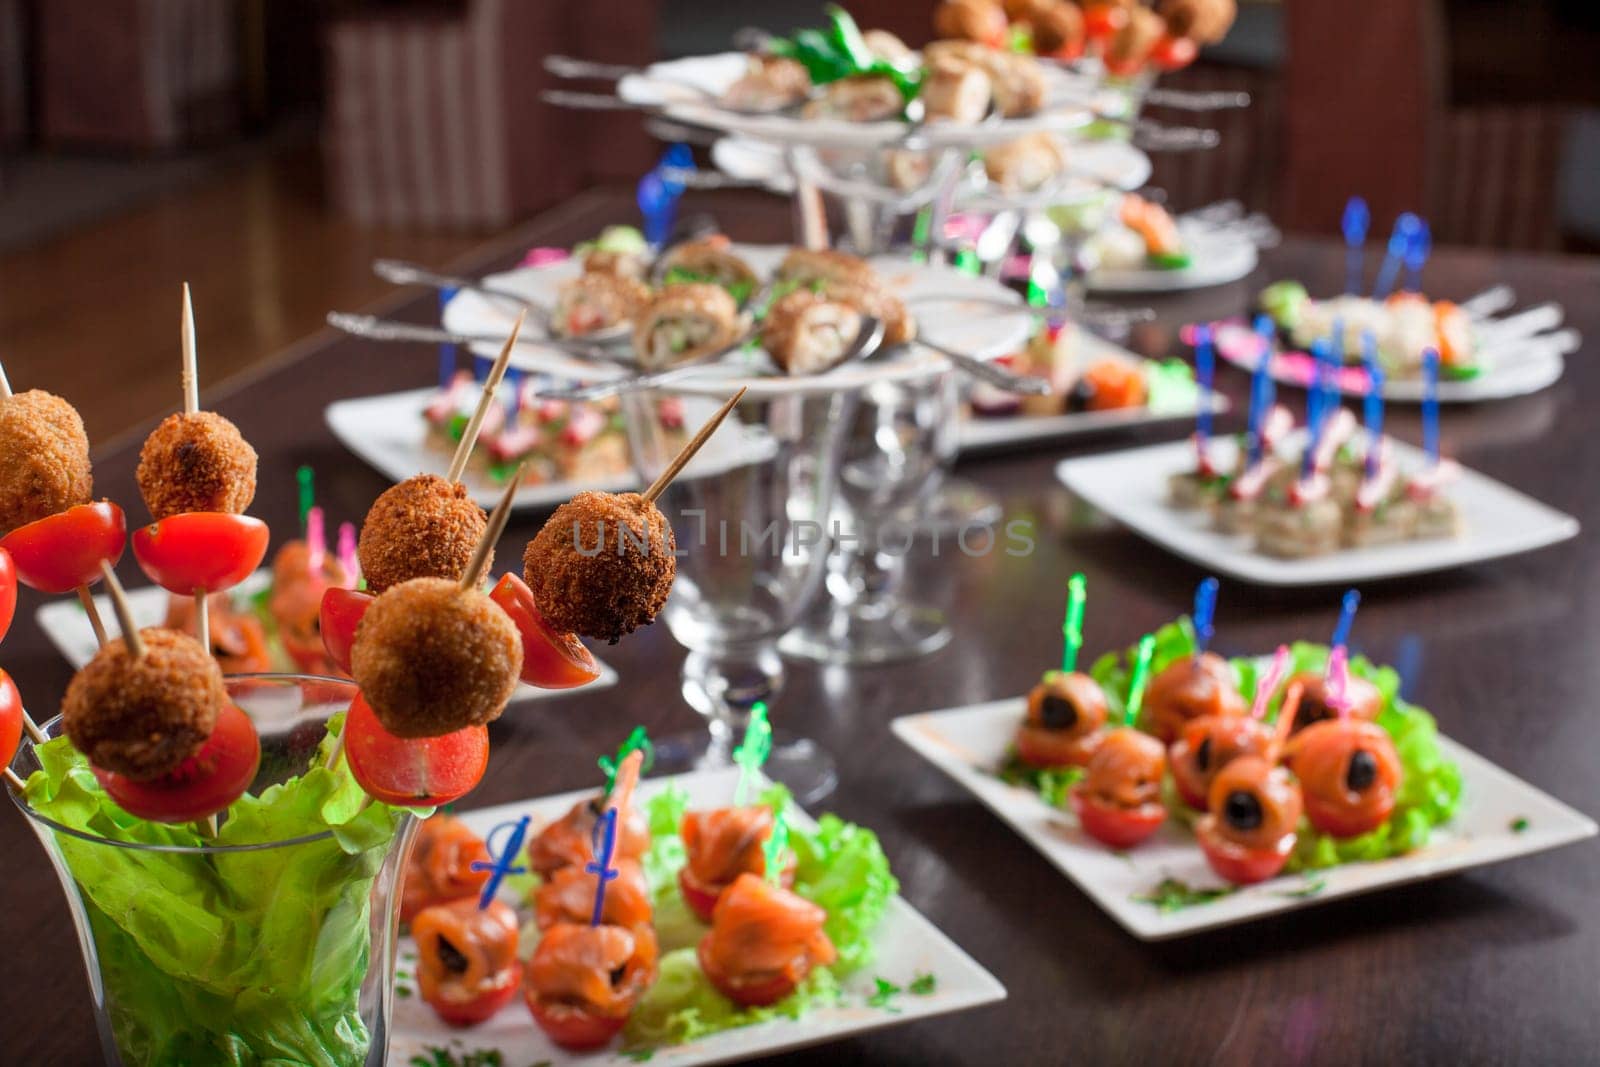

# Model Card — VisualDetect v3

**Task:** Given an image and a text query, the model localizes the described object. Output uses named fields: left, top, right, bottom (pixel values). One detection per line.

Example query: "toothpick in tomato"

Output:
left=342, top=693, right=489, bottom=807
left=319, top=586, right=374, bottom=675
left=489, top=573, right=601, bottom=689
left=0, top=501, right=126, bottom=594
left=93, top=702, right=262, bottom=823
left=131, top=512, right=270, bottom=596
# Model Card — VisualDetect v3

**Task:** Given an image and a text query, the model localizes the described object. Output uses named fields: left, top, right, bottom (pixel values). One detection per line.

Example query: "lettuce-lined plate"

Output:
left=388, top=766, right=1004, bottom=1065
left=891, top=628, right=1595, bottom=940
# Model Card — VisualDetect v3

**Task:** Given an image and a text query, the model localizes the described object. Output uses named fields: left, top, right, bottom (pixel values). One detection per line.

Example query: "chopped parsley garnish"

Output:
left=909, top=972, right=938, bottom=996
left=1278, top=876, right=1327, bottom=899
left=867, top=977, right=903, bottom=1011
left=1131, top=877, right=1235, bottom=913
left=409, top=1047, right=504, bottom=1067
left=994, top=749, right=1083, bottom=809
left=1510, top=817, right=1530, bottom=834
left=620, top=1050, right=656, bottom=1063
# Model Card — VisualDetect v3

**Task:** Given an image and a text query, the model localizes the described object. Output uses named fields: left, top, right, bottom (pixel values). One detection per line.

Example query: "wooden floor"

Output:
left=0, top=145, right=490, bottom=446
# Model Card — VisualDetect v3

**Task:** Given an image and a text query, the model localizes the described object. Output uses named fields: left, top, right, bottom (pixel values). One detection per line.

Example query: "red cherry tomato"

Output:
left=1015, top=725, right=1103, bottom=770
left=427, top=962, right=524, bottom=1027
left=1070, top=786, right=1167, bottom=848
left=319, top=586, right=374, bottom=675
left=1044, top=39, right=1086, bottom=62
left=1301, top=790, right=1394, bottom=840
left=697, top=937, right=800, bottom=1008
left=132, top=512, right=269, bottom=595
left=1083, top=3, right=1129, bottom=42
left=1196, top=819, right=1294, bottom=885
left=0, top=501, right=127, bottom=594
left=1103, top=54, right=1145, bottom=78
left=679, top=866, right=723, bottom=923
left=94, top=702, right=262, bottom=823
left=488, top=574, right=600, bottom=690
left=343, top=693, right=489, bottom=807
left=0, top=548, right=15, bottom=644
left=0, top=670, right=22, bottom=772
left=1150, top=34, right=1199, bottom=72
left=526, top=997, right=626, bottom=1051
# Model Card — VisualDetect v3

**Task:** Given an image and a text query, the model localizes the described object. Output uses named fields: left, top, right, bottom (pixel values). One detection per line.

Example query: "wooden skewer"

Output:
left=642, top=387, right=748, bottom=505
left=446, top=311, right=524, bottom=485
left=100, top=560, right=145, bottom=659
left=77, top=586, right=109, bottom=648
left=178, top=284, right=210, bottom=654
left=460, top=463, right=525, bottom=592
left=3, top=767, right=24, bottom=791
left=0, top=361, right=11, bottom=399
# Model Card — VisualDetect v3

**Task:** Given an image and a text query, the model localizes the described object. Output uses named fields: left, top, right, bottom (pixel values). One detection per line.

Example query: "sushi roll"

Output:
left=632, top=283, right=744, bottom=369
left=761, top=290, right=866, bottom=375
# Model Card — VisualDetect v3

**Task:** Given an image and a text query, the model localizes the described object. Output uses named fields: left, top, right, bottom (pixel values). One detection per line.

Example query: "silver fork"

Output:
left=372, top=258, right=632, bottom=347
left=325, top=312, right=634, bottom=366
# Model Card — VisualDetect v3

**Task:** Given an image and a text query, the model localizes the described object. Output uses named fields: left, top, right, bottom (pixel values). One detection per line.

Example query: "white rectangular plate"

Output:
left=325, top=388, right=638, bottom=511
left=388, top=766, right=1005, bottom=1065
left=957, top=334, right=1229, bottom=455
left=1056, top=436, right=1578, bottom=586
left=34, top=571, right=616, bottom=701
left=892, top=699, right=1595, bottom=941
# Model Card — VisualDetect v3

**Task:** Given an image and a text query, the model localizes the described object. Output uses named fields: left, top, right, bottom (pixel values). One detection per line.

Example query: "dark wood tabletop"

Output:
left=4, top=188, right=1598, bottom=1067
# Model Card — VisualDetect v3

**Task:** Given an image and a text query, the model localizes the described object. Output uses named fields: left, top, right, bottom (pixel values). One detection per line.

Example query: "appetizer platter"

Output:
left=1081, top=195, right=1262, bottom=292
left=956, top=321, right=1226, bottom=453
left=389, top=752, right=1004, bottom=1065
left=891, top=584, right=1595, bottom=940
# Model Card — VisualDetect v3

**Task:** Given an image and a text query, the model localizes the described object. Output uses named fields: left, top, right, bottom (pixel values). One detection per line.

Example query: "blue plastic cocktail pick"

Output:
left=1194, top=323, right=1215, bottom=446
left=1192, top=577, right=1220, bottom=656
left=470, top=815, right=531, bottom=911
left=1342, top=197, right=1370, bottom=295
left=1422, top=346, right=1440, bottom=464
left=637, top=143, right=693, bottom=246
left=437, top=288, right=458, bottom=390
left=585, top=808, right=621, bottom=926
left=1404, top=218, right=1432, bottom=293
left=1372, top=213, right=1420, bottom=300
left=1362, top=331, right=1384, bottom=479
left=1330, top=588, right=1361, bottom=651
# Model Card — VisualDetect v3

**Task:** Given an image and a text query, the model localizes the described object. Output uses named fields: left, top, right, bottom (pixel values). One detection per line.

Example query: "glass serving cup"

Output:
left=10, top=674, right=417, bottom=1067
left=623, top=384, right=856, bottom=804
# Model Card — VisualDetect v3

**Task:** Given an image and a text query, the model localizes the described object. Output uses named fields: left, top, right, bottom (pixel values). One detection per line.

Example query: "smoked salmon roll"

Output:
left=1282, top=669, right=1383, bottom=734
left=679, top=805, right=796, bottom=922
left=525, top=922, right=660, bottom=1050
left=1168, top=714, right=1275, bottom=811
left=527, top=750, right=651, bottom=875
left=1014, top=670, right=1109, bottom=769
left=1142, top=651, right=1248, bottom=744
left=1070, top=727, right=1168, bottom=848
left=1284, top=718, right=1402, bottom=838
left=1195, top=756, right=1302, bottom=884
left=534, top=859, right=655, bottom=932
left=401, top=814, right=493, bottom=924
left=698, top=873, right=836, bottom=1007
left=413, top=897, right=523, bottom=1026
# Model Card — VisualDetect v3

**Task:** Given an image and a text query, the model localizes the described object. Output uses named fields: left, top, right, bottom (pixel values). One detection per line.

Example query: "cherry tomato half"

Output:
left=0, top=501, right=127, bottom=594
left=1196, top=819, right=1295, bottom=885
left=0, top=670, right=23, bottom=772
left=132, top=512, right=270, bottom=596
left=319, top=586, right=374, bottom=676
left=94, top=702, right=262, bottom=823
left=0, top=547, right=15, bottom=645
left=1084, top=3, right=1129, bottom=42
left=1150, top=34, right=1199, bottom=72
left=1070, top=786, right=1167, bottom=848
left=697, top=937, right=801, bottom=1008
left=343, top=693, right=489, bottom=807
left=488, top=574, right=600, bottom=690
left=426, top=962, right=524, bottom=1027
left=526, top=997, right=626, bottom=1051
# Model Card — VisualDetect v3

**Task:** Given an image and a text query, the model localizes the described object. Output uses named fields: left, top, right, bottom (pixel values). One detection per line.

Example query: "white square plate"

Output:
left=1056, top=436, right=1578, bottom=586
left=34, top=570, right=617, bottom=701
left=388, top=766, right=1006, bottom=1065
left=957, top=332, right=1229, bottom=455
left=891, top=699, right=1595, bottom=941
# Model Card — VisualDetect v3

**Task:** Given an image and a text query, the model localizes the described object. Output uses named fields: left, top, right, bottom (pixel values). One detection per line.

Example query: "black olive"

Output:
left=1223, top=789, right=1263, bottom=831
left=1040, top=694, right=1077, bottom=730
left=1066, top=378, right=1096, bottom=414
left=610, top=964, right=628, bottom=987
left=1346, top=749, right=1378, bottom=791
left=1195, top=737, right=1212, bottom=772
left=1300, top=694, right=1333, bottom=728
left=437, top=936, right=470, bottom=974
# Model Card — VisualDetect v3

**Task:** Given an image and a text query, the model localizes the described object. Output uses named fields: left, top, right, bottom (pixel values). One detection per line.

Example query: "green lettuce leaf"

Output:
left=22, top=720, right=409, bottom=1067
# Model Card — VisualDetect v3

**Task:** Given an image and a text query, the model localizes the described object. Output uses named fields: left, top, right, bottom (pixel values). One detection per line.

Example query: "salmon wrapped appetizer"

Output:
left=552, top=271, right=651, bottom=339
left=761, top=290, right=865, bottom=375
left=528, top=748, right=650, bottom=875
left=632, top=284, right=744, bottom=370
left=162, top=591, right=272, bottom=674
left=678, top=805, right=796, bottom=922
left=413, top=897, right=522, bottom=1026
left=1195, top=756, right=1303, bottom=884
left=1015, top=670, right=1108, bottom=770
left=698, top=873, right=836, bottom=1008
left=1284, top=718, right=1402, bottom=838
left=269, top=537, right=354, bottom=674
left=525, top=922, right=660, bottom=1050
left=402, top=813, right=493, bottom=923
left=1142, top=651, right=1247, bottom=744
left=534, top=858, right=654, bottom=932
left=1282, top=669, right=1383, bottom=734
left=1168, top=714, right=1275, bottom=811
left=1071, top=727, right=1168, bottom=848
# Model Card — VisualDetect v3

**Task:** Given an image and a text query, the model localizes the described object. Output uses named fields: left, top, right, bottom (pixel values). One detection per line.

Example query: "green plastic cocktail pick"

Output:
left=1060, top=573, right=1086, bottom=674
left=1124, top=634, right=1156, bottom=728
left=764, top=810, right=790, bottom=886
left=733, top=703, right=773, bottom=806
left=598, top=726, right=654, bottom=797
left=297, top=465, right=315, bottom=533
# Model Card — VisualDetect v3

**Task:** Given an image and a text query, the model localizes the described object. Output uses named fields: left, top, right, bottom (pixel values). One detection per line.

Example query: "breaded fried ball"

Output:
left=61, top=627, right=224, bottom=780
left=350, top=577, right=522, bottom=738
left=136, top=411, right=258, bottom=521
left=0, top=389, right=93, bottom=537
left=357, top=474, right=489, bottom=595
left=523, top=491, right=675, bottom=643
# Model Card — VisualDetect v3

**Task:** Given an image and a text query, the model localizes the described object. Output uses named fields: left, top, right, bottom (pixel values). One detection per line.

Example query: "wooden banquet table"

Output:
left=3, top=188, right=1598, bottom=1066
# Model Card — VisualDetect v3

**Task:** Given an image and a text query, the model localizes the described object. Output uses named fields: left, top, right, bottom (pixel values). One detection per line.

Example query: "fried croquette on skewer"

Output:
left=61, top=562, right=225, bottom=780
left=351, top=469, right=525, bottom=738
left=0, top=372, right=93, bottom=537
left=522, top=389, right=746, bottom=643
left=356, top=313, right=523, bottom=594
